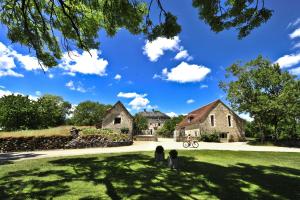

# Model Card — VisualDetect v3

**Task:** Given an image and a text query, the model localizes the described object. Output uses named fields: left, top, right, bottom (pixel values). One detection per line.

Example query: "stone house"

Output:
left=102, top=101, right=134, bottom=135
left=175, top=99, right=245, bottom=142
left=138, top=109, right=170, bottom=135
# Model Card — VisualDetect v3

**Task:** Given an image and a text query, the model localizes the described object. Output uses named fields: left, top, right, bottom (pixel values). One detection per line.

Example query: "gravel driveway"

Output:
left=1, top=138, right=299, bottom=163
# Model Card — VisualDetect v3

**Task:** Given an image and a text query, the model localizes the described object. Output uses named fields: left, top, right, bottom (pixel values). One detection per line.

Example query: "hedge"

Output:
left=0, top=134, right=132, bottom=152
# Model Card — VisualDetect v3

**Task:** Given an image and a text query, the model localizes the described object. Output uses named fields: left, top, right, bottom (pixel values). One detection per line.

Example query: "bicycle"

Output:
left=183, top=140, right=199, bottom=148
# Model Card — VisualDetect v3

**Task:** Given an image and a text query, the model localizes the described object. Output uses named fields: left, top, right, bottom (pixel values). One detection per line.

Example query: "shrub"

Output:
left=121, top=127, right=129, bottom=134
left=199, top=132, right=220, bottom=142
left=81, top=128, right=130, bottom=141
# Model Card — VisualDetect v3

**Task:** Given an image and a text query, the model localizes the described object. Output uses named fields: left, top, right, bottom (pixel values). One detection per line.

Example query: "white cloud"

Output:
left=156, top=62, right=211, bottom=83
left=175, top=50, right=188, bottom=60
left=35, top=91, right=42, bottom=96
left=65, top=80, right=86, bottom=93
left=276, top=53, right=300, bottom=68
left=117, top=92, right=146, bottom=99
left=114, top=74, right=122, bottom=80
left=143, top=36, right=180, bottom=62
left=129, top=96, right=150, bottom=110
left=48, top=73, right=54, bottom=79
left=275, top=53, right=300, bottom=68
left=0, top=42, right=46, bottom=76
left=0, top=88, right=38, bottom=100
left=289, top=28, right=300, bottom=39
left=293, top=42, right=300, bottom=49
left=0, top=43, right=24, bottom=77
left=174, top=50, right=193, bottom=61
left=59, top=49, right=108, bottom=76
left=288, top=18, right=300, bottom=27
left=13, top=53, right=45, bottom=71
left=289, top=66, right=300, bottom=75
left=238, top=113, right=254, bottom=122
left=186, top=99, right=195, bottom=104
left=166, top=112, right=178, bottom=118
left=200, top=84, right=208, bottom=89
left=117, top=92, right=156, bottom=110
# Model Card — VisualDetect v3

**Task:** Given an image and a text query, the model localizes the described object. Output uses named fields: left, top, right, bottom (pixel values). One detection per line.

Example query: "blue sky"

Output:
left=0, top=0, right=300, bottom=119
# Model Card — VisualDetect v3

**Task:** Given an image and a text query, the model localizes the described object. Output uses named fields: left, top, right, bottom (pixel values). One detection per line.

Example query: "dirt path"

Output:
left=1, top=138, right=299, bottom=163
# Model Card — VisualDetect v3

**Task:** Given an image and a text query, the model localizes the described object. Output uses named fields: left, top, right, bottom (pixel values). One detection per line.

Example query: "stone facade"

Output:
left=176, top=100, right=245, bottom=142
left=102, top=101, right=134, bottom=135
left=138, top=110, right=170, bottom=135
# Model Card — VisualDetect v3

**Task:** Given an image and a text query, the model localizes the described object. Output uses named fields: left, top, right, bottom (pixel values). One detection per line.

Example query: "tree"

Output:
left=0, top=94, right=39, bottom=130
left=72, top=101, right=111, bottom=126
left=36, top=94, right=71, bottom=128
left=157, top=115, right=185, bottom=137
left=220, top=56, right=300, bottom=142
left=0, top=0, right=272, bottom=67
left=133, top=114, right=148, bottom=135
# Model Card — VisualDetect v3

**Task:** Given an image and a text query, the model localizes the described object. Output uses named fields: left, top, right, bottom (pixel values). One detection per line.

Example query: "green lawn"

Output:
left=0, top=150, right=299, bottom=200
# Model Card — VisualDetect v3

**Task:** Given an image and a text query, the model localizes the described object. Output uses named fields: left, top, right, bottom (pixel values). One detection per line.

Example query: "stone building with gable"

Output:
left=175, top=99, right=245, bottom=142
left=138, top=109, right=170, bottom=135
left=102, top=101, right=134, bottom=135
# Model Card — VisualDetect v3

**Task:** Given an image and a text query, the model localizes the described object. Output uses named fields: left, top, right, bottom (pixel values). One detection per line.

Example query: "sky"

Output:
left=0, top=0, right=300, bottom=120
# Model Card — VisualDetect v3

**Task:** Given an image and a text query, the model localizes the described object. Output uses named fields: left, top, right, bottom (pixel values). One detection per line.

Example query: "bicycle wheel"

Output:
left=183, top=142, right=189, bottom=148
left=192, top=141, right=199, bottom=148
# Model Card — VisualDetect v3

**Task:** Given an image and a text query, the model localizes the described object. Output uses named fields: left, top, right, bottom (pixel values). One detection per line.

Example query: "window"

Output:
left=220, top=132, right=227, bottom=138
left=228, top=115, right=232, bottom=127
left=114, top=117, right=121, bottom=124
left=188, top=116, right=194, bottom=123
left=210, top=115, right=215, bottom=127
left=158, top=123, right=161, bottom=126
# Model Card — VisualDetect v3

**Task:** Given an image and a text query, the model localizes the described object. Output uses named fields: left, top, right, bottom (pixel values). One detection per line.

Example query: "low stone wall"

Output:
left=0, top=135, right=132, bottom=152
left=134, top=135, right=158, bottom=141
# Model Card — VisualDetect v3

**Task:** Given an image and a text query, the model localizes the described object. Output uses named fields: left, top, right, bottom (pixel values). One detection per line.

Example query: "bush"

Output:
left=121, top=127, right=129, bottom=134
left=81, top=128, right=130, bottom=141
left=199, top=132, right=220, bottom=142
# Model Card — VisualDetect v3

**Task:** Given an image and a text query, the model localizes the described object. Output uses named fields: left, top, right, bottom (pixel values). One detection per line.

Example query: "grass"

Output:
left=0, top=150, right=299, bottom=199
left=0, top=126, right=92, bottom=138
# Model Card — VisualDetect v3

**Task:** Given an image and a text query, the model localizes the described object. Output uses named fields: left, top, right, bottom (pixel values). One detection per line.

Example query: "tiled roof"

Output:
left=177, top=99, right=221, bottom=127
left=138, top=110, right=170, bottom=119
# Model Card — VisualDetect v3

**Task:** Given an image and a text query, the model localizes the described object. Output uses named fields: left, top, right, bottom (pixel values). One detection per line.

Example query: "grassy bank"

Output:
left=0, top=126, right=91, bottom=138
left=0, top=150, right=299, bottom=199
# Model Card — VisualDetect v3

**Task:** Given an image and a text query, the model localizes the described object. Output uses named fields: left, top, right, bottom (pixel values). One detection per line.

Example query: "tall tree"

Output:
left=133, top=114, right=148, bottom=135
left=72, top=101, right=111, bottom=126
left=220, top=56, right=300, bottom=141
left=0, top=94, right=39, bottom=130
left=36, top=94, right=71, bottom=127
left=0, top=0, right=272, bottom=67
left=157, top=115, right=185, bottom=137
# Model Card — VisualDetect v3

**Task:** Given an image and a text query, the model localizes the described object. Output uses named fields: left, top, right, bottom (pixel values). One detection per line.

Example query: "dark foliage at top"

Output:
left=0, top=0, right=272, bottom=67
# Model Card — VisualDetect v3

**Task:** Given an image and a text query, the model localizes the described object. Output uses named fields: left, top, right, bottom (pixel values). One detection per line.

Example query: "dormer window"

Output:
left=188, top=116, right=194, bottom=123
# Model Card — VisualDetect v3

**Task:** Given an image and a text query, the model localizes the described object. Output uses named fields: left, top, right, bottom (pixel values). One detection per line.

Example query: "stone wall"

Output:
left=102, top=104, right=133, bottom=134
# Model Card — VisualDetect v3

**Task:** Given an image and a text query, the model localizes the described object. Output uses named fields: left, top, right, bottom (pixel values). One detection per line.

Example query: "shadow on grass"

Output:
left=0, top=152, right=44, bottom=165
left=0, top=154, right=299, bottom=199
